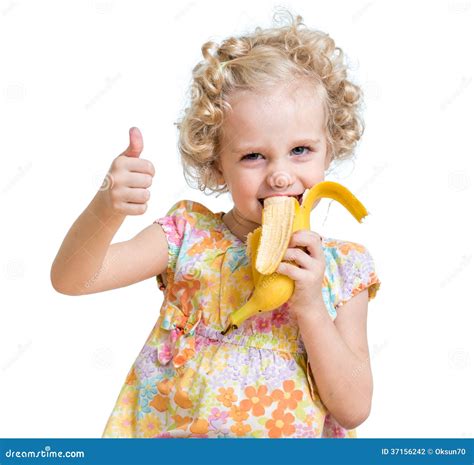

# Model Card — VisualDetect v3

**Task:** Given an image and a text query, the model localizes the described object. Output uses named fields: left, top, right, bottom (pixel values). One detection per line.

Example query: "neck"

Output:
left=222, top=207, right=260, bottom=243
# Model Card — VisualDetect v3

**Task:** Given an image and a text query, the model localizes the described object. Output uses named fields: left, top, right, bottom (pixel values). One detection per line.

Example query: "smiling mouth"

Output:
left=258, top=193, right=304, bottom=207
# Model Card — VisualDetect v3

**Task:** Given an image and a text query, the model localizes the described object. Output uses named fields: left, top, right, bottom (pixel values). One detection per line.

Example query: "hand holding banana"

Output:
left=221, top=181, right=369, bottom=335
left=275, top=228, right=326, bottom=319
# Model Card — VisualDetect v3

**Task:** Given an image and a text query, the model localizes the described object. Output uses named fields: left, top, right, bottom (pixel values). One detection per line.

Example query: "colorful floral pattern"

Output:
left=102, top=200, right=381, bottom=438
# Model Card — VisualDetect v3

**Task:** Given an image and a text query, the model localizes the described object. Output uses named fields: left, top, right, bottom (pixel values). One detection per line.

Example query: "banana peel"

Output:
left=221, top=181, right=368, bottom=335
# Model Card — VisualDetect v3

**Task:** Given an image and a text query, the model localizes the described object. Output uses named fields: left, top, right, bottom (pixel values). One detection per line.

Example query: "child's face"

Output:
left=217, top=78, right=331, bottom=226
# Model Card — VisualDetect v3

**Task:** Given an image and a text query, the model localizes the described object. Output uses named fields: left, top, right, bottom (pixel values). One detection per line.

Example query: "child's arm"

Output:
left=50, top=191, right=169, bottom=295
left=50, top=127, right=168, bottom=295
left=297, top=290, right=372, bottom=430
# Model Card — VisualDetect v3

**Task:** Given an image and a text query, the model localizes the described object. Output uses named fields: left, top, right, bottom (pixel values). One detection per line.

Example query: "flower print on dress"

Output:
left=156, top=275, right=204, bottom=369
left=139, top=382, right=157, bottom=402
left=254, top=315, right=273, bottom=333
left=265, top=409, right=296, bottom=438
left=295, top=422, right=318, bottom=438
left=208, top=407, right=231, bottom=435
left=262, top=357, right=298, bottom=391
left=179, top=260, right=203, bottom=281
left=228, top=362, right=247, bottom=385
left=208, top=370, right=232, bottom=390
left=137, top=381, right=159, bottom=415
left=138, top=413, right=162, bottom=438
left=209, top=407, right=230, bottom=424
left=216, top=387, right=238, bottom=408
left=158, top=215, right=186, bottom=248
left=139, top=345, right=158, bottom=364
left=135, top=360, right=158, bottom=381
left=135, top=345, right=159, bottom=381
left=271, top=304, right=291, bottom=328
left=240, top=385, right=273, bottom=416
left=157, top=341, right=173, bottom=365
left=271, top=380, right=303, bottom=411
left=227, top=247, right=248, bottom=273
left=225, top=347, right=251, bottom=370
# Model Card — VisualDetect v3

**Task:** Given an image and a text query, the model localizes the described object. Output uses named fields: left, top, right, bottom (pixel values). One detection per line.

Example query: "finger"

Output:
left=123, top=158, right=155, bottom=177
left=122, top=202, right=148, bottom=216
left=289, top=231, right=323, bottom=259
left=123, top=187, right=150, bottom=204
left=123, top=172, right=153, bottom=188
left=122, top=127, right=144, bottom=158
left=282, top=247, right=313, bottom=270
left=276, top=260, right=307, bottom=281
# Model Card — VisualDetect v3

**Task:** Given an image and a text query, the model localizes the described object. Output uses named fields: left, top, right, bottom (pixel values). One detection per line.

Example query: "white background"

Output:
left=0, top=0, right=472, bottom=438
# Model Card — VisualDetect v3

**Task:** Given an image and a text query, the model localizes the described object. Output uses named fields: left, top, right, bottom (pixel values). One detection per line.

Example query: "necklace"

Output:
left=225, top=208, right=259, bottom=242
left=230, top=208, right=249, bottom=227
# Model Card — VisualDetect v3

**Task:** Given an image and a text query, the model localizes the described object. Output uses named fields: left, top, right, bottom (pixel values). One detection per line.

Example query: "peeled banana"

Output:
left=221, top=181, right=368, bottom=335
left=256, top=196, right=296, bottom=275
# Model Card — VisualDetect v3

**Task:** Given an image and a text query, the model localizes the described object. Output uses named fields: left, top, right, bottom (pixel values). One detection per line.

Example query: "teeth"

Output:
left=259, top=194, right=303, bottom=206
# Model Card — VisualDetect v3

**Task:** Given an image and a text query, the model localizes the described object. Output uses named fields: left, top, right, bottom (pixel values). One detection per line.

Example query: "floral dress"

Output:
left=102, top=200, right=381, bottom=438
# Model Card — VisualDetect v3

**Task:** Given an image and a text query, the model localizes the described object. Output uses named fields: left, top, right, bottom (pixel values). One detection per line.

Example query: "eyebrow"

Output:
left=231, top=138, right=322, bottom=154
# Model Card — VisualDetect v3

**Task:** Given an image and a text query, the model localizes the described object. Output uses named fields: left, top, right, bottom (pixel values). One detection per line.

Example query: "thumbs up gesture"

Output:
left=101, top=127, right=156, bottom=216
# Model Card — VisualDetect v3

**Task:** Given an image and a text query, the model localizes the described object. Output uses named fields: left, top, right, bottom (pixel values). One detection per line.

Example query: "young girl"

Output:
left=51, top=11, right=381, bottom=438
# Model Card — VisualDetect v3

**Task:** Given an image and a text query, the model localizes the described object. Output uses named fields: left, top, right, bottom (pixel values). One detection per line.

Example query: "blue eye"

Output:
left=241, top=146, right=312, bottom=161
left=291, top=146, right=311, bottom=156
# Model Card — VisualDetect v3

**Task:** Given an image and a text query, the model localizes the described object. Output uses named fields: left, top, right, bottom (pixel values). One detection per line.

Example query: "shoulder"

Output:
left=322, top=237, right=381, bottom=311
left=152, top=200, right=223, bottom=290
left=323, top=237, right=375, bottom=279
left=160, top=199, right=214, bottom=218
left=323, top=237, right=370, bottom=259
left=153, top=199, right=225, bottom=248
left=155, top=199, right=219, bottom=231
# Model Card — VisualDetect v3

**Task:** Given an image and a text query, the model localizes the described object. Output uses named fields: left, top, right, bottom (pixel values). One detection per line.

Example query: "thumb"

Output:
left=122, top=127, right=144, bottom=158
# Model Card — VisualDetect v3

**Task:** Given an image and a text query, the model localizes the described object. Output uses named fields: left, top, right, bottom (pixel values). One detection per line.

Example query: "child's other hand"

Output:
left=101, top=127, right=156, bottom=216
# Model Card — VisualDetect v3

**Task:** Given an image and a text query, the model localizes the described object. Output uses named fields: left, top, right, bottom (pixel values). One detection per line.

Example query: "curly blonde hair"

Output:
left=176, top=9, right=364, bottom=196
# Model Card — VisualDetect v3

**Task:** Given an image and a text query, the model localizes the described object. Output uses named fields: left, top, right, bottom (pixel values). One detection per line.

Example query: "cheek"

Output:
left=307, top=160, right=327, bottom=184
left=233, top=174, right=258, bottom=196
left=302, top=174, right=324, bottom=190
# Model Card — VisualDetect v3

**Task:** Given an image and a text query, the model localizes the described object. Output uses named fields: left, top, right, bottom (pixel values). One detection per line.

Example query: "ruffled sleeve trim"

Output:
left=153, top=200, right=193, bottom=292
left=323, top=238, right=381, bottom=314
left=335, top=273, right=382, bottom=310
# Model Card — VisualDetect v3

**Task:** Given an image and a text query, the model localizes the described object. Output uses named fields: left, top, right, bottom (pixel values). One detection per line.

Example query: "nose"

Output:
left=267, top=170, right=295, bottom=191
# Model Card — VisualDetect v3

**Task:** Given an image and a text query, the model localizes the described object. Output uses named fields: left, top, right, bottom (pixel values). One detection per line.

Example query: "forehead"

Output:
left=221, top=79, right=325, bottom=144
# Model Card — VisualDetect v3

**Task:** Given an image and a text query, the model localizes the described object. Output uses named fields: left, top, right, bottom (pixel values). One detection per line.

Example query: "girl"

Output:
left=51, top=10, right=381, bottom=438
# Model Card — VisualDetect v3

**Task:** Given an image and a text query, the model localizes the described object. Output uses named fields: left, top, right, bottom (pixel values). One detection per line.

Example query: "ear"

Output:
left=215, top=167, right=225, bottom=185
left=215, top=159, right=226, bottom=185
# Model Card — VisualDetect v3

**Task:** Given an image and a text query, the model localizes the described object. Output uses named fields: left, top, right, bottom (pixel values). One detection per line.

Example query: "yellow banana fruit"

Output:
left=221, top=181, right=368, bottom=335
left=256, top=196, right=296, bottom=275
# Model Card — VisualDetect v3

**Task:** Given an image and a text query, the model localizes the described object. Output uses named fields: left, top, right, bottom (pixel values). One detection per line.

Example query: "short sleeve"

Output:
left=325, top=240, right=381, bottom=312
left=152, top=200, right=189, bottom=291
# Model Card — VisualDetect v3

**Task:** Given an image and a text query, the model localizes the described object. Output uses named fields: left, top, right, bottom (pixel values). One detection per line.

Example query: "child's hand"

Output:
left=101, top=127, right=156, bottom=216
left=276, top=230, right=326, bottom=319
